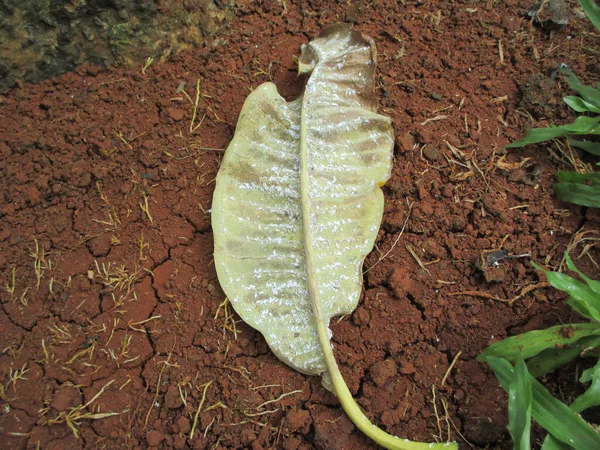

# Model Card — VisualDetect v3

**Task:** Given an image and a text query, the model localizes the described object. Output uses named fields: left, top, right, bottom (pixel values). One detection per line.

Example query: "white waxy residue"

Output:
left=214, top=25, right=393, bottom=378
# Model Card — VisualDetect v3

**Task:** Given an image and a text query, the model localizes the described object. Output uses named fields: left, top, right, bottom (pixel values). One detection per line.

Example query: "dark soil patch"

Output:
left=1, top=1, right=599, bottom=449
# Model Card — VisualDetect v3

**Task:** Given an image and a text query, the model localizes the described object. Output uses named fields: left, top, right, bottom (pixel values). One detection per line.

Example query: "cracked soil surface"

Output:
left=1, top=1, right=599, bottom=449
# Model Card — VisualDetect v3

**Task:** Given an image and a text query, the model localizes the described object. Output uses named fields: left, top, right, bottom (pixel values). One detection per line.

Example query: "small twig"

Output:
left=251, top=384, right=280, bottom=391
left=449, top=282, right=550, bottom=304
left=190, top=79, right=205, bottom=134
left=441, top=351, right=461, bottom=387
left=509, top=282, right=550, bottom=304
left=420, top=115, right=448, bottom=126
left=143, top=353, right=171, bottom=429
left=190, top=381, right=213, bottom=440
left=193, top=147, right=226, bottom=152
left=204, top=416, right=216, bottom=438
left=244, top=409, right=280, bottom=417
left=440, top=397, right=453, bottom=443
left=139, top=191, right=153, bottom=223
left=448, top=290, right=508, bottom=302
left=405, top=243, right=431, bottom=275
left=364, top=202, right=414, bottom=274
left=128, top=315, right=161, bottom=332
left=431, top=385, right=443, bottom=442
left=255, top=390, right=302, bottom=410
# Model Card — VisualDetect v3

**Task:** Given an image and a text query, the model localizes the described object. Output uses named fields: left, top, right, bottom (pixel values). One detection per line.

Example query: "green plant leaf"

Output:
left=553, top=182, right=600, bottom=208
left=563, top=96, right=600, bottom=114
left=508, top=360, right=532, bottom=450
left=567, top=293, right=600, bottom=321
left=561, top=68, right=600, bottom=108
left=579, top=0, right=600, bottom=32
left=212, top=23, right=456, bottom=450
left=567, top=137, right=600, bottom=156
left=532, top=261, right=600, bottom=321
left=541, top=434, right=571, bottom=450
left=581, top=367, right=595, bottom=383
left=527, top=335, right=600, bottom=377
left=570, top=359, right=600, bottom=413
left=541, top=359, right=600, bottom=448
left=506, top=115, right=600, bottom=148
left=477, top=323, right=600, bottom=362
left=564, top=251, right=600, bottom=296
left=486, top=357, right=600, bottom=449
left=555, top=171, right=600, bottom=184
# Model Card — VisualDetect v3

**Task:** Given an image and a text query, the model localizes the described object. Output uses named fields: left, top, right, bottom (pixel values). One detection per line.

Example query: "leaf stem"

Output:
left=314, top=318, right=457, bottom=450
left=297, top=27, right=457, bottom=449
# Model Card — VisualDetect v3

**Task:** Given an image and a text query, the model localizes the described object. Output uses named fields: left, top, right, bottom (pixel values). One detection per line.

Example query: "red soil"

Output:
left=1, top=1, right=599, bottom=449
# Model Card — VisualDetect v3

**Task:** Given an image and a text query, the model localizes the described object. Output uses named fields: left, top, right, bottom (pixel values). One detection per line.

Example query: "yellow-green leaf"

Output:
left=213, top=23, right=457, bottom=450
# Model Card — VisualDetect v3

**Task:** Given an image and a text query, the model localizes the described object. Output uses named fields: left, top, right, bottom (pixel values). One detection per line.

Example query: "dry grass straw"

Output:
left=215, top=298, right=239, bottom=339
left=448, top=282, right=550, bottom=304
left=441, top=351, right=461, bottom=387
left=29, top=236, right=53, bottom=291
left=93, top=183, right=121, bottom=231
left=364, top=201, right=414, bottom=274
left=190, top=381, right=213, bottom=440
left=431, top=385, right=452, bottom=443
left=143, top=353, right=175, bottom=429
left=562, top=227, right=600, bottom=270
left=550, top=139, right=594, bottom=174
left=47, top=379, right=124, bottom=438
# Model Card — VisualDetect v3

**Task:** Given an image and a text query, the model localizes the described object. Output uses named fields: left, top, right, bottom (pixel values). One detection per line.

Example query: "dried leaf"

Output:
left=212, top=24, right=456, bottom=450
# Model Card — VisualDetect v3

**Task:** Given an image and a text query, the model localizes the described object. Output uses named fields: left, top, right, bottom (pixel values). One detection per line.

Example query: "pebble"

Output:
left=168, top=109, right=185, bottom=121
left=353, top=307, right=370, bottom=326
left=422, top=144, right=441, bottom=161
left=396, top=132, right=414, bottom=153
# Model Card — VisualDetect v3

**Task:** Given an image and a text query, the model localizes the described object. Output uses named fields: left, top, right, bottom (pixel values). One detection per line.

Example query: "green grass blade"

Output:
left=567, top=137, right=600, bottom=156
left=509, top=360, right=532, bottom=450
left=563, top=96, right=600, bottom=114
left=505, top=127, right=570, bottom=147
left=561, top=68, right=600, bottom=108
left=542, top=359, right=600, bottom=446
left=570, top=359, right=600, bottom=413
left=528, top=335, right=600, bottom=377
left=579, top=0, right=600, bottom=32
left=486, top=357, right=600, bottom=450
left=553, top=182, right=600, bottom=209
left=555, top=171, right=600, bottom=183
left=541, top=434, right=571, bottom=450
left=581, top=367, right=594, bottom=383
left=506, top=115, right=600, bottom=148
left=478, top=323, right=600, bottom=362
left=567, top=294, right=600, bottom=321
left=564, top=115, right=600, bottom=132
left=563, top=251, right=600, bottom=296
left=532, top=261, right=600, bottom=320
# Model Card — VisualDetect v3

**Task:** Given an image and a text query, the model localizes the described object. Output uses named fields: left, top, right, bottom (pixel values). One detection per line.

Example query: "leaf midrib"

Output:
left=299, top=63, right=332, bottom=366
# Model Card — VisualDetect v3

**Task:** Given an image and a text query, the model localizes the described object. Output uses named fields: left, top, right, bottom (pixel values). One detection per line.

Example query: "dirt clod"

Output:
left=286, top=409, right=312, bottom=431
left=146, top=429, right=165, bottom=446
left=389, top=266, right=413, bottom=299
left=422, top=144, right=441, bottom=161
left=398, top=361, right=416, bottom=375
left=168, top=109, right=186, bottom=121
left=370, top=359, right=398, bottom=387
left=518, top=74, right=560, bottom=119
left=50, top=385, right=80, bottom=411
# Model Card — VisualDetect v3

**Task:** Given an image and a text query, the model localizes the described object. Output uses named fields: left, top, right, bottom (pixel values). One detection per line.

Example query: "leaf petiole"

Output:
left=315, top=318, right=458, bottom=450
